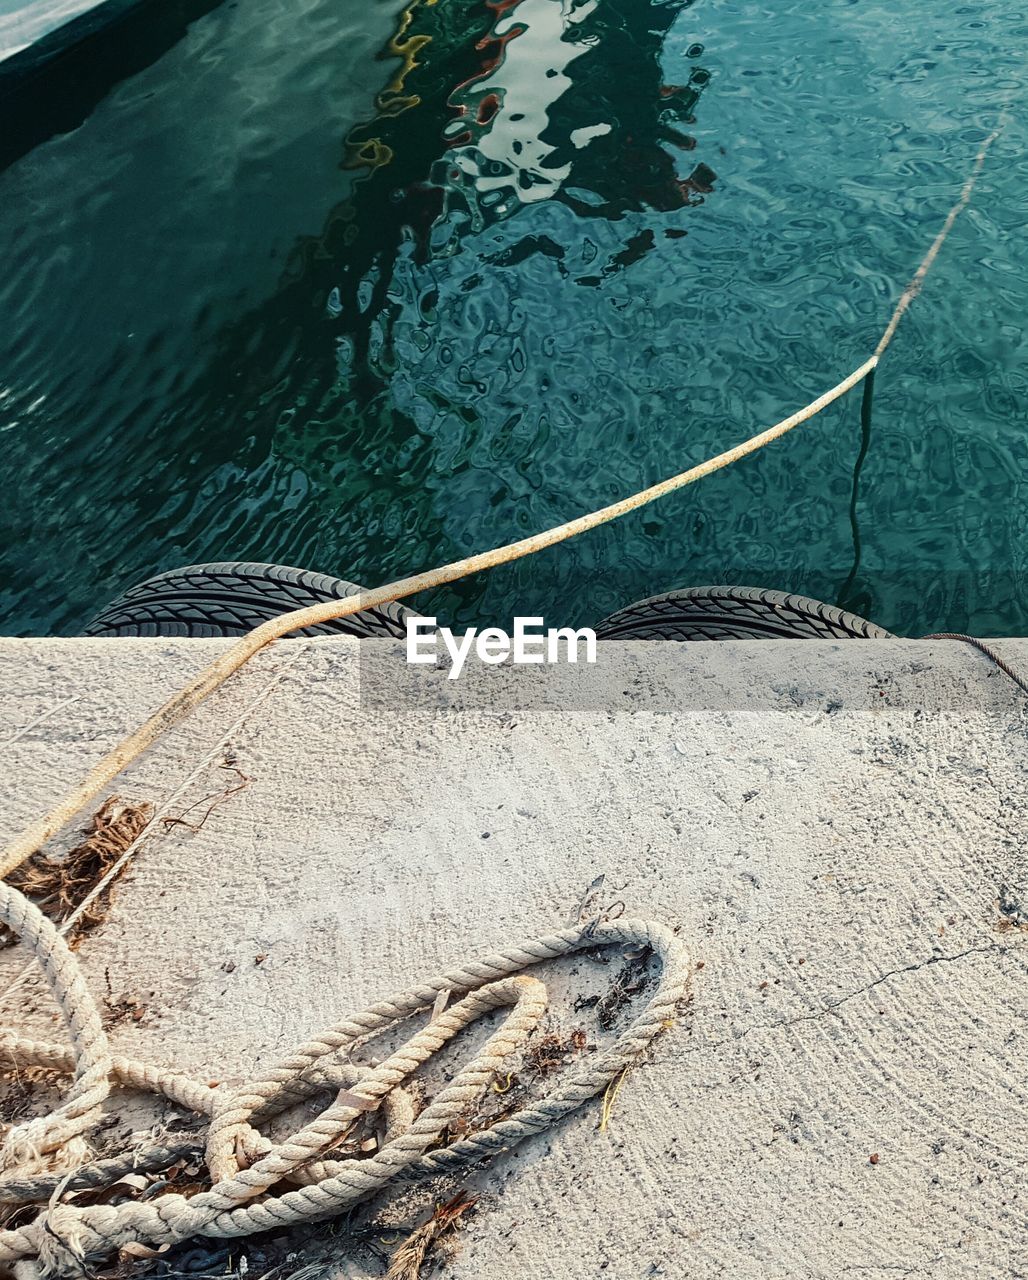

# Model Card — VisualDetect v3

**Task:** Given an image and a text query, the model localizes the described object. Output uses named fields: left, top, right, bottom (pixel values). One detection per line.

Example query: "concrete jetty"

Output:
left=1, top=636, right=1026, bottom=1278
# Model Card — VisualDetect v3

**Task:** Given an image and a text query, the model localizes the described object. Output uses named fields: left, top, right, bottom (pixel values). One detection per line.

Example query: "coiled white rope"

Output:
left=0, top=882, right=689, bottom=1277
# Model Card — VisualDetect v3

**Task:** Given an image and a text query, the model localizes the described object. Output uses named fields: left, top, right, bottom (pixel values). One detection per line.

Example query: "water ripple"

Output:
left=0, top=0, right=1025, bottom=635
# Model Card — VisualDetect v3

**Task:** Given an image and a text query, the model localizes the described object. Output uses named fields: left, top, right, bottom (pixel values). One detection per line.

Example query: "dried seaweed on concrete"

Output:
left=1, top=796, right=153, bottom=948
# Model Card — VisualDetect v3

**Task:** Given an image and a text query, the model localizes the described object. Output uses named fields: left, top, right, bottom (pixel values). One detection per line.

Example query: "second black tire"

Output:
left=594, top=585, right=893, bottom=641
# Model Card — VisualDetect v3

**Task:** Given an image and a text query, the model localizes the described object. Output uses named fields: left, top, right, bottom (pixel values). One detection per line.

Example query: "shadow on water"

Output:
left=0, top=0, right=229, bottom=171
left=140, top=0, right=717, bottom=616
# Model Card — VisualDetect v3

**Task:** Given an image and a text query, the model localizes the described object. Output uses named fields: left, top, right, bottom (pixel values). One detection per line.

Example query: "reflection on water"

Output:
left=0, top=0, right=1026, bottom=637
left=267, top=0, right=712, bottom=392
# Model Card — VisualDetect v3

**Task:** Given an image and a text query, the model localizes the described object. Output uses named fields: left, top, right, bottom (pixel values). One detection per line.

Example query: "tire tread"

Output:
left=595, top=586, right=892, bottom=641
left=85, top=562, right=413, bottom=639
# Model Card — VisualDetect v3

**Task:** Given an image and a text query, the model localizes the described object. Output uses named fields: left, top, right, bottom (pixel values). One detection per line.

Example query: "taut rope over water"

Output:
left=0, top=127, right=1002, bottom=884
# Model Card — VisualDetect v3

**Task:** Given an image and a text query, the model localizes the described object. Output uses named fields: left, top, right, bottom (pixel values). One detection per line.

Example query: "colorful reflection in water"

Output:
left=0, top=0, right=1025, bottom=635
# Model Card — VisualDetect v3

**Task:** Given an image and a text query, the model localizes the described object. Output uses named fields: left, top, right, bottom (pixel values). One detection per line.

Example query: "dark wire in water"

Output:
left=838, top=368, right=875, bottom=610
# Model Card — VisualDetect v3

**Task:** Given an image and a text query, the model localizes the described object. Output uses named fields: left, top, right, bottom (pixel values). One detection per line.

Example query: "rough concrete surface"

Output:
left=1, top=636, right=1027, bottom=1279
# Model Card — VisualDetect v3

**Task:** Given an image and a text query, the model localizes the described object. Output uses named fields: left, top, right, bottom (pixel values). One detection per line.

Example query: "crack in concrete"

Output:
left=679, top=940, right=1020, bottom=1062
left=839, top=1267, right=921, bottom=1278
left=751, top=939, right=1012, bottom=1035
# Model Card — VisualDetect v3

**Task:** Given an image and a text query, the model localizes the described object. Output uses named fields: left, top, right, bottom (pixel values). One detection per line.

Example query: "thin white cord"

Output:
left=2, top=644, right=310, bottom=1003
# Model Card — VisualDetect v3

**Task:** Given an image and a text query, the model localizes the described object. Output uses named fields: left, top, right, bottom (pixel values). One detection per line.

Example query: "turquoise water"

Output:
left=0, top=0, right=1025, bottom=636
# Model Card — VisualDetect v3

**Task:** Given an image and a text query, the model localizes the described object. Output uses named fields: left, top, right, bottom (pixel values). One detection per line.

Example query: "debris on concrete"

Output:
left=2, top=636, right=1028, bottom=1278
left=1, top=795, right=152, bottom=948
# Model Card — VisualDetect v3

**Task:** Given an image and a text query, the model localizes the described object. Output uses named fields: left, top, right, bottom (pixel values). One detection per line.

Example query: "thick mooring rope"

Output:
left=0, top=127, right=1001, bottom=1278
left=0, top=882, right=689, bottom=1277
left=0, top=128, right=1001, bottom=884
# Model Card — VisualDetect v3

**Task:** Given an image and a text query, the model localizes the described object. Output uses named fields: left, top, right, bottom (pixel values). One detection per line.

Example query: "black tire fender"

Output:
left=84, top=561, right=414, bottom=639
left=594, top=585, right=893, bottom=641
